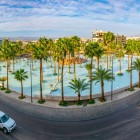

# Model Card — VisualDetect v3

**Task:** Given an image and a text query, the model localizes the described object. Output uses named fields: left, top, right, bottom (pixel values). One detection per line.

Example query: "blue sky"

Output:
left=0, top=0, right=140, bottom=38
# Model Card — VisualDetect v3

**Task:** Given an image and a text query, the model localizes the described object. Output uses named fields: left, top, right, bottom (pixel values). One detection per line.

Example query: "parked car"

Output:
left=0, top=111, right=16, bottom=134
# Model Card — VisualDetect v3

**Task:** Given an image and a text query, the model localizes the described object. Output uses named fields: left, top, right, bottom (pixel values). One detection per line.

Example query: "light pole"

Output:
left=30, top=58, right=33, bottom=103
left=111, top=53, right=113, bottom=100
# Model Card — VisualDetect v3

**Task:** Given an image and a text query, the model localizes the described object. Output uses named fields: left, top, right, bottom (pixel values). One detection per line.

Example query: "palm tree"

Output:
left=69, top=78, right=89, bottom=105
left=115, top=42, right=124, bottom=75
left=92, top=66, right=115, bottom=102
left=0, top=77, right=7, bottom=90
left=95, top=43, right=105, bottom=68
left=55, top=38, right=68, bottom=105
left=71, top=36, right=81, bottom=79
left=0, top=39, right=12, bottom=93
left=14, top=69, right=28, bottom=99
left=84, top=42, right=98, bottom=102
left=132, top=58, right=140, bottom=88
left=103, top=32, right=115, bottom=69
left=125, top=39, right=137, bottom=90
left=33, top=37, right=49, bottom=103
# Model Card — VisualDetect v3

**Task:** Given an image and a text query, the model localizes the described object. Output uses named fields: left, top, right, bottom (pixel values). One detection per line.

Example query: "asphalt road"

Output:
left=1, top=99, right=140, bottom=140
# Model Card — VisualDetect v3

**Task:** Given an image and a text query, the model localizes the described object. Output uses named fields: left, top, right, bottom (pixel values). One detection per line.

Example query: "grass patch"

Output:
left=75, top=100, right=83, bottom=105
left=1, top=87, right=6, bottom=90
left=126, top=69, right=131, bottom=72
left=87, top=99, right=95, bottom=104
left=128, top=88, right=135, bottom=91
left=38, top=99, right=45, bottom=104
left=5, top=90, right=11, bottom=94
left=59, top=101, right=68, bottom=107
left=117, top=73, right=123, bottom=76
left=18, top=95, right=26, bottom=99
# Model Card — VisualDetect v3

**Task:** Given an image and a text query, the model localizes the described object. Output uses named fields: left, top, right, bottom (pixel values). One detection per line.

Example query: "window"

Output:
left=1, top=114, right=9, bottom=123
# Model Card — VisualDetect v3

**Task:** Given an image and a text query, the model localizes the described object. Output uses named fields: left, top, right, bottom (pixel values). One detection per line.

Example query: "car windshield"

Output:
left=1, top=114, right=9, bottom=123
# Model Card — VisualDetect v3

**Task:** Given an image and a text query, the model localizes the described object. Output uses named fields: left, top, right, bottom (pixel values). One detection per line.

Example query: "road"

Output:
left=0, top=99, right=140, bottom=140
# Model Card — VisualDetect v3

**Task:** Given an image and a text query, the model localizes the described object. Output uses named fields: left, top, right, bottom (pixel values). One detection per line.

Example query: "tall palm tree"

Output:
left=14, top=69, right=28, bottom=99
left=125, top=39, right=137, bottom=90
left=33, top=37, right=49, bottom=103
left=84, top=42, right=98, bottom=102
left=0, top=39, right=12, bottom=93
left=71, top=36, right=81, bottom=79
left=95, top=43, right=105, bottom=68
left=56, top=38, right=67, bottom=105
left=115, top=42, right=124, bottom=75
left=132, top=58, right=140, bottom=88
left=69, top=78, right=89, bottom=105
left=92, top=66, right=115, bottom=102
left=103, top=32, right=115, bottom=69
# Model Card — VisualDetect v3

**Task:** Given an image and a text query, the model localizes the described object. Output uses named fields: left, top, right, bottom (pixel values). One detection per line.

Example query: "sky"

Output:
left=0, top=0, right=140, bottom=38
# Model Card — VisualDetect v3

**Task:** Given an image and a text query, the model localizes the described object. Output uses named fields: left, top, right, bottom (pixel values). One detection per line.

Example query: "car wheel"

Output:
left=3, top=128, right=8, bottom=134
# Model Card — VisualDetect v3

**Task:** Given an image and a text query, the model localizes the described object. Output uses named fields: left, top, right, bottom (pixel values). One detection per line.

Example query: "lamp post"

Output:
left=30, top=58, right=33, bottom=103
left=111, top=53, right=113, bottom=100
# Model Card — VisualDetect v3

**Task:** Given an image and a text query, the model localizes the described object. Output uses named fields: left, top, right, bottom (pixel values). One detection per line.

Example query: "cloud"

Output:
left=0, top=0, right=140, bottom=37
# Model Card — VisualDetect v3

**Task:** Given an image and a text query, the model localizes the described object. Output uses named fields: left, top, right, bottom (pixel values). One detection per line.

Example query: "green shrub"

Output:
left=53, top=73, right=57, bottom=75
left=87, top=99, right=95, bottom=104
left=128, top=88, right=135, bottom=91
left=5, top=90, right=11, bottom=94
left=19, top=96, right=26, bottom=99
left=59, top=101, right=68, bottom=106
left=117, top=73, right=123, bottom=76
left=1, top=87, right=6, bottom=90
left=126, top=69, right=131, bottom=72
left=38, top=99, right=45, bottom=104
left=75, top=100, right=83, bottom=105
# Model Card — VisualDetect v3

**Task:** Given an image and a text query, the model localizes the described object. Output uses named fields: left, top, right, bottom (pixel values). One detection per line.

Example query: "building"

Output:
left=92, top=30, right=126, bottom=46
left=115, top=34, right=126, bottom=46
left=92, top=30, right=105, bottom=42
left=126, top=36, right=140, bottom=40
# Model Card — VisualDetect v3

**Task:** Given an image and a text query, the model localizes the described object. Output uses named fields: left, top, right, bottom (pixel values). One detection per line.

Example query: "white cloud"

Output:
left=0, top=0, right=140, bottom=37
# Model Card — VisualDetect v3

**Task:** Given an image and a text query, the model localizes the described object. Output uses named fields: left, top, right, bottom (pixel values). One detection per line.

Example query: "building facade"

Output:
left=92, top=30, right=126, bottom=46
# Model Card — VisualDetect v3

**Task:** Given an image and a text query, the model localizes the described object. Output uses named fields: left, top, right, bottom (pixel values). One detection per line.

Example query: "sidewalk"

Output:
left=0, top=87, right=139, bottom=108
left=0, top=88, right=140, bottom=121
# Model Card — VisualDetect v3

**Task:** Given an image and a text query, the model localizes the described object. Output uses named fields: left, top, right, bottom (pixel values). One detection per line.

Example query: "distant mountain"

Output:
left=0, top=37, right=39, bottom=41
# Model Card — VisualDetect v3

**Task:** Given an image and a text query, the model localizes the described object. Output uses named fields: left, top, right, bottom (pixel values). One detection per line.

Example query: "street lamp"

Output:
left=111, top=53, right=114, bottom=100
left=30, top=58, right=33, bottom=103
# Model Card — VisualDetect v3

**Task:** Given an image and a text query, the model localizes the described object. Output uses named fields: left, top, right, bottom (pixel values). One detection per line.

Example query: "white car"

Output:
left=0, top=111, right=16, bottom=134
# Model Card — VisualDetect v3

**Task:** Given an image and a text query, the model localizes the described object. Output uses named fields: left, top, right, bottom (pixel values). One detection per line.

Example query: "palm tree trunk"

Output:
left=12, top=59, right=15, bottom=72
left=57, top=61, right=60, bottom=82
left=21, top=80, right=23, bottom=97
left=6, top=60, right=9, bottom=91
left=97, top=57, right=99, bottom=69
left=90, top=57, right=93, bottom=100
left=2, top=81, right=4, bottom=88
left=61, top=59, right=64, bottom=102
left=138, top=70, right=140, bottom=88
left=68, top=53, right=71, bottom=73
left=74, top=57, right=76, bottom=79
left=106, top=53, right=108, bottom=70
left=78, top=91, right=80, bottom=101
left=40, top=58, right=43, bottom=100
left=32, top=58, right=34, bottom=70
left=128, top=55, right=130, bottom=70
left=130, top=55, right=133, bottom=89
left=120, top=59, right=122, bottom=74
left=101, top=81, right=105, bottom=101
left=53, top=61, right=57, bottom=75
